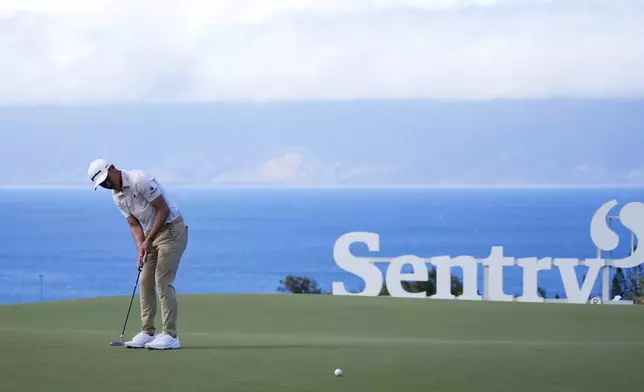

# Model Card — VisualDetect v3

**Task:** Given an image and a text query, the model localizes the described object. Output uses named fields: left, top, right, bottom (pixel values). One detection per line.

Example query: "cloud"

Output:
left=1, top=0, right=643, bottom=103
left=210, top=149, right=396, bottom=186
left=257, top=152, right=307, bottom=183
left=625, top=168, right=644, bottom=183
left=212, top=150, right=311, bottom=185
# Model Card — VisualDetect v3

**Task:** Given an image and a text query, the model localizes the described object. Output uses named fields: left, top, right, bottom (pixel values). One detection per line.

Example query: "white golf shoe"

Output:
left=145, top=332, right=181, bottom=350
left=124, top=331, right=156, bottom=349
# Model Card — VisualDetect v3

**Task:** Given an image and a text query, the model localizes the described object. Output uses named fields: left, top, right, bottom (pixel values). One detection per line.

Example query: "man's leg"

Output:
left=124, top=247, right=158, bottom=348
left=144, top=218, right=187, bottom=349
left=139, top=250, right=158, bottom=335
left=156, top=220, right=188, bottom=338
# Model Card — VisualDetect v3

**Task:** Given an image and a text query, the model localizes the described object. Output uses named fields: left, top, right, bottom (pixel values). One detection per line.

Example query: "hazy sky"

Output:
left=1, top=1, right=643, bottom=187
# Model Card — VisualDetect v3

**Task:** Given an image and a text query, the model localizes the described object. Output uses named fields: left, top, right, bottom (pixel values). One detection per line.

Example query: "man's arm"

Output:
left=136, top=175, right=171, bottom=256
left=127, top=215, right=146, bottom=254
left=144, top=195, right=171, bottom=244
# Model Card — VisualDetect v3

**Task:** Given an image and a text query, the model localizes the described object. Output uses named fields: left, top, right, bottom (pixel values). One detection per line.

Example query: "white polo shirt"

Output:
left=112, top=169, right=181, bottom=229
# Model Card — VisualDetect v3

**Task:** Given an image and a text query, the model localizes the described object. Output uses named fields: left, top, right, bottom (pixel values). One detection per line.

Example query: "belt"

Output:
left=169, top=215, right=184, bottom=225
left=166, top=215, right=185, bottom=229
left=146, top=216, right=185, bottom=235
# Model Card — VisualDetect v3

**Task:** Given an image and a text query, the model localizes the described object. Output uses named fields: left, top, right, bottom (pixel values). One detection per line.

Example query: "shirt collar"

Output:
left=114, top=170, right=130, bottom=196
left=121, top=170, right=130, bottom=188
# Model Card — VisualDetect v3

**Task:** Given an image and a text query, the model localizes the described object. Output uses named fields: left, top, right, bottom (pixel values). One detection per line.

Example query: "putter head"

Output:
left=109, top=337, right=124, bottom=346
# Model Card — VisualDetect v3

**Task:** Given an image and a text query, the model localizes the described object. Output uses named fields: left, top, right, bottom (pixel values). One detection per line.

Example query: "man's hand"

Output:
left=137, top=249, right=147, bottom=270
left=141, top=239, right=152, bottom=259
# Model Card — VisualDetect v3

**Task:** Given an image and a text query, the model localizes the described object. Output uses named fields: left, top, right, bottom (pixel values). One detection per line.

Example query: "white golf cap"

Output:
left=88, top=158, right=111, bottom=190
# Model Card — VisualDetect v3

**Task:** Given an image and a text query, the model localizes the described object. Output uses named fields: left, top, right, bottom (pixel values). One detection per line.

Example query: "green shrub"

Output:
left=379, top=266, right=463, bottom=297
left=277, top=275, right=325, bottom=294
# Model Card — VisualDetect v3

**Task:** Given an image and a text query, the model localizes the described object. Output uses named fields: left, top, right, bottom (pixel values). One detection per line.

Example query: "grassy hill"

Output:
left=1, top=294, right=644, bottom=392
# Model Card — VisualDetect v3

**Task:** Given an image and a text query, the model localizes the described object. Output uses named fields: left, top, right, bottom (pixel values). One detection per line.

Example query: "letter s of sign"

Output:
left=332, top=232, right=383, bottom=296
left=591, top=200, right=644, bottom=269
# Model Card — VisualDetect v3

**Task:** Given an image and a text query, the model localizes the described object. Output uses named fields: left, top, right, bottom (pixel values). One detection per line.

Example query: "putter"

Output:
left=110, top=254, right=146, bottom=347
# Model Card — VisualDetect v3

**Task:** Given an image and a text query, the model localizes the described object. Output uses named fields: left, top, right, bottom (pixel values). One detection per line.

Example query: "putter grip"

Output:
left=139, top=253, right=147, bottom=270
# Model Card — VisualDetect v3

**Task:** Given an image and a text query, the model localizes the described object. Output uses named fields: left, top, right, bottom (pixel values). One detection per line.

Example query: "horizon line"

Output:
left=2, top=183, right=644, bottom=191
left=3, top=97, right=644, bottom=108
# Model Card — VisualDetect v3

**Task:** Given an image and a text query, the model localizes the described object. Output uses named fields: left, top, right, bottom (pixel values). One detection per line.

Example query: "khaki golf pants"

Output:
left=140, top=216, right=188, bottom=338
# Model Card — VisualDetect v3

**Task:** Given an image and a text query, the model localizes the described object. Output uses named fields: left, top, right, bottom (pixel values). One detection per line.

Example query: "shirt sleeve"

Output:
left=134, top=174, right=163, bottom=203
left=113, top=195, right=132, bottom=218
left=118, top=203, right=131, bottom=218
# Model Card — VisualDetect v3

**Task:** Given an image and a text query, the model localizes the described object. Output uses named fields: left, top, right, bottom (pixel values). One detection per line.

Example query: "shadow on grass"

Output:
left=179, top=344, right=347, bottom=351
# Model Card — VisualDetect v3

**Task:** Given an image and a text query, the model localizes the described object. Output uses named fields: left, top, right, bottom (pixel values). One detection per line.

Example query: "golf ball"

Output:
left=334, top=369, right=343, bottom=377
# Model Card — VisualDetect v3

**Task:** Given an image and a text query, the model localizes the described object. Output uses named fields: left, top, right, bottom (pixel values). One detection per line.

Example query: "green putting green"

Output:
left=1, top=294, right=643, bottom=392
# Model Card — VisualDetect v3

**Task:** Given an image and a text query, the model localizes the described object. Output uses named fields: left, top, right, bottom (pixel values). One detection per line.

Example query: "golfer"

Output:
left=88, top=159, right=188, bottom=350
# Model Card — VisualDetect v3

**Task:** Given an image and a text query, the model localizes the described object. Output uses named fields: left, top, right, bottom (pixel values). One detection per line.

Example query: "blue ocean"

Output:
left=1, top=187, right=642, bottom=304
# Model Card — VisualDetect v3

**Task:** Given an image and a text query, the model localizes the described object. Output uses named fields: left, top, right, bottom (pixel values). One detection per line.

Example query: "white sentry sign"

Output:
left=331, top=200, right=644, bottom=304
